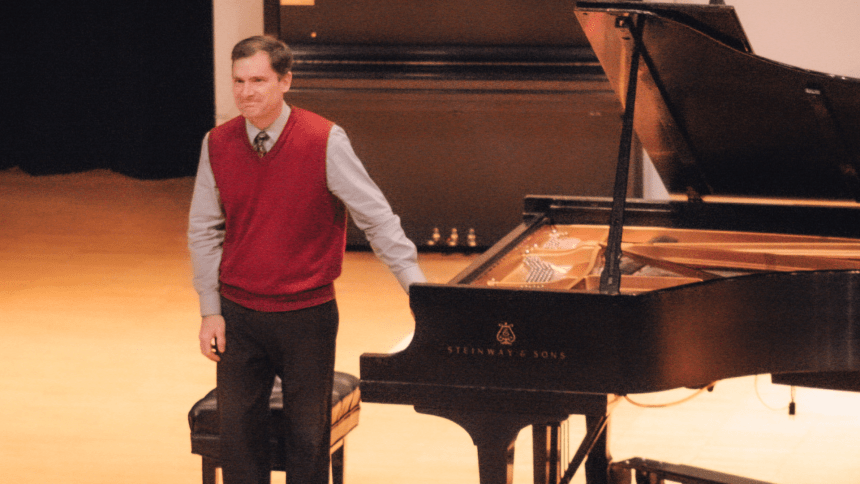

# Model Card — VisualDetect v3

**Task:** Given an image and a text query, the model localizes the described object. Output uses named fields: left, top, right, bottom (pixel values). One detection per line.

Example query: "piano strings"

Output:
left=480, top=224, right=860, bottom=293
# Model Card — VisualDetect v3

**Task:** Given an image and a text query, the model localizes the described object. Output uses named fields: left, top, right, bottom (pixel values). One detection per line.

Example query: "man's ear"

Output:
left=280, top=72, right=293, bottom=94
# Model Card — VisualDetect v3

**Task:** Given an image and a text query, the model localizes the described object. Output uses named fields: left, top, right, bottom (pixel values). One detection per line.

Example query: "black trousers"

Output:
left=217, top=297, right=339, bottom=484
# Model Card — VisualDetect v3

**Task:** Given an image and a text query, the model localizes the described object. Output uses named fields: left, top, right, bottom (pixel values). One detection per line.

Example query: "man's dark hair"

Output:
left=232, top=36, right=293, bottom=77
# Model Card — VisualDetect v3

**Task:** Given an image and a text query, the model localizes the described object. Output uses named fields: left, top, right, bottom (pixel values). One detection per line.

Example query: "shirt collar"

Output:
left=245, top=102, right=291, bottom=149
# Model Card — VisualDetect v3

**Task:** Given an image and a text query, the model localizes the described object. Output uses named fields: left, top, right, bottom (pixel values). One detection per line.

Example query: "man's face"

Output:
left=232, top=51, right=292, bottom=129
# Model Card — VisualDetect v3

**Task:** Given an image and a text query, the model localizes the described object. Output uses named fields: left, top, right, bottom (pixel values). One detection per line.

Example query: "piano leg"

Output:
left=415, top=406, right=569, bottom=484
left=476, top=435, right=517, bottom=484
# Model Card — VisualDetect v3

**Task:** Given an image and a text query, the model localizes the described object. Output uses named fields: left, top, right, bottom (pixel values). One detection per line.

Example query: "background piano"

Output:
left=265, top=0, right=626, bottom=249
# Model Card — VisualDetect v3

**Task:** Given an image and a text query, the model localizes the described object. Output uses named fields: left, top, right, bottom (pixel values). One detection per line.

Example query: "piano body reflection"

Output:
left=361, top=2, right=860, bottom=484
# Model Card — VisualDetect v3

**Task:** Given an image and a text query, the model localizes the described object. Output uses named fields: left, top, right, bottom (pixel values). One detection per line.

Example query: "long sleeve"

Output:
left=187, top=134, right=226, bottom=316
left=325, top=126, right=427, bottom=292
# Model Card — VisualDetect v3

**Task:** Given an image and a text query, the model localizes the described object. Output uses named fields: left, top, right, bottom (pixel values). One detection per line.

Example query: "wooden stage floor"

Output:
left=1, top=167, right=858, bottom=483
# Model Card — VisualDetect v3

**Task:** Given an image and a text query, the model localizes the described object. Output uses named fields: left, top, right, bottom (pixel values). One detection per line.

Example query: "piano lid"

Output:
left=575, top=2, right=860, bottom=201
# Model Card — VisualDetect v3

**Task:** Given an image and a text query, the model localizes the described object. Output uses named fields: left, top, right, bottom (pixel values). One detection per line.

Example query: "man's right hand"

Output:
left=199, top=314, right=226, bottom=362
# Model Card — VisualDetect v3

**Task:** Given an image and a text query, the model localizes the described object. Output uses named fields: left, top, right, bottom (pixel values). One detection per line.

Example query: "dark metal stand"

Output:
left=611, top=457, right=776, bottom=484
left=533, top=413, right=610, bottom=484
left=533, top=422, right=563, bottom=484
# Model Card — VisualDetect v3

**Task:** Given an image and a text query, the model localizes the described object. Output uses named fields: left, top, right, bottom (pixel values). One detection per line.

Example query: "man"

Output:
left=188, top=35, right=426, bottom=484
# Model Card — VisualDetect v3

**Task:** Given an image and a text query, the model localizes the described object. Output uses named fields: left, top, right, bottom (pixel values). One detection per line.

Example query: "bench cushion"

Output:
left=188, top=371, right=360, bottom=459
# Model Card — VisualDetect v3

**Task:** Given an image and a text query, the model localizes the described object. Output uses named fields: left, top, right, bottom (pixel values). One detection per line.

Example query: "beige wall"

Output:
left=680, top=0, right=860, bottom=78
left=212, top=0, right=264, bottom=126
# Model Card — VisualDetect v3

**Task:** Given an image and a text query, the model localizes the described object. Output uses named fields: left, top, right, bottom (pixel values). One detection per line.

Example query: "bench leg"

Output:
left=202, top=456, right=218, bottom=484
left=331, top=441, right=346, bottom=484
left=197, top=439, right=349, bottom=484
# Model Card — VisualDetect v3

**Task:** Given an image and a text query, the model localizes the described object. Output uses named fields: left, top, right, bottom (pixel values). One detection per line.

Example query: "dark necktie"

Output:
left=253, top=131, right=270, bottom=157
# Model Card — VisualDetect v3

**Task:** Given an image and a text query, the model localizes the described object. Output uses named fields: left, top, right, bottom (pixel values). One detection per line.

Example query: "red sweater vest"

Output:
left=208, top=108, right=346, bottom=312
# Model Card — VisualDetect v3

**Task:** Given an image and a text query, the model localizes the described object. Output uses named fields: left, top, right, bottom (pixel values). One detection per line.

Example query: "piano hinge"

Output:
left=685, top=186, right=704, bottom=203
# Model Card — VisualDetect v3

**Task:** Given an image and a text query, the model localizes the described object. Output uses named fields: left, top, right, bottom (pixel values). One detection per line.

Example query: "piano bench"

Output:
left=188, top=372, right=361, bottom=484
left=610, top=458, right=775, bottom=484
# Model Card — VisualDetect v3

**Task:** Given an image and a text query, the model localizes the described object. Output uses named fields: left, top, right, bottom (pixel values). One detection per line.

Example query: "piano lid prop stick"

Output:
left=600, top=14, right=643, bottom=295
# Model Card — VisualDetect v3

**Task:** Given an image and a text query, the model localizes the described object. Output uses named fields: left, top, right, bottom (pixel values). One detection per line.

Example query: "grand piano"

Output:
left=360, top=2, right=860, bottom=483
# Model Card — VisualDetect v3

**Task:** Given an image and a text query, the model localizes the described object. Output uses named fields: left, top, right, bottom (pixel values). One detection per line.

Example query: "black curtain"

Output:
left=4, top=2, right=214, bottom=179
